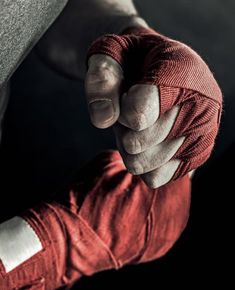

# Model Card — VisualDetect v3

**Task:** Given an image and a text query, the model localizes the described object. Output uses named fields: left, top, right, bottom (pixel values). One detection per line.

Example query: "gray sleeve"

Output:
left=0, top=0, right=68, bottom=87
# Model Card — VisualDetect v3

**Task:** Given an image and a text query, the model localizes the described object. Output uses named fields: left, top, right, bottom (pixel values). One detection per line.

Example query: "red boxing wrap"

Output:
left=0, top=151, right=190, bottom=289
left=87, top=27, right=222, bottom=179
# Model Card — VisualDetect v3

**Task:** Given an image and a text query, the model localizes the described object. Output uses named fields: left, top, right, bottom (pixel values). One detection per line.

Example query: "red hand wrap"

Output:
left=0, top=151, right=190, bottom=289
left=87, top=27, right=222, bottom=178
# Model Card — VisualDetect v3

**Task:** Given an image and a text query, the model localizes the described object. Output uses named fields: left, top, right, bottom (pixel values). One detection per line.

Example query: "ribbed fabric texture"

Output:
left=0, top=151, right=191, bottom=289
left=87, top=27, right=222, bottom=178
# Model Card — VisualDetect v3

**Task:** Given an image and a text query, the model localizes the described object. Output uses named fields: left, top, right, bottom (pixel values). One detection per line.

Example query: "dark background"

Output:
left=0, top=0, right=234, bottom=288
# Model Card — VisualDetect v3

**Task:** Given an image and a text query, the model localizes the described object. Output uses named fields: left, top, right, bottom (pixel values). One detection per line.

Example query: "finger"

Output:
left=141, top=159, right=181, bottom=189
left=117, top=136, right=185, bottom=175
left=125, top=137, right=184, bottom=175
left=85, top=54, right=124, bottom=128
left=118, top=84, right=160, bottom=131
left=119, top=105, right=180, bottom=154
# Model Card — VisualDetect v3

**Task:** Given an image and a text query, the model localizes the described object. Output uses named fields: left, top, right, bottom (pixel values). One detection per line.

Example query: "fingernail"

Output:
left=89, top=100, right=114, bottom=125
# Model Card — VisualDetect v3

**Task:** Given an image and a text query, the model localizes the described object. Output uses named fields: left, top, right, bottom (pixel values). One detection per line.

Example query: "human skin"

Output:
left=0, top=1, right=203, bottom=188
left=37, top=0, right=199, bottom=187
left=36, top=0, right=148, bottom=79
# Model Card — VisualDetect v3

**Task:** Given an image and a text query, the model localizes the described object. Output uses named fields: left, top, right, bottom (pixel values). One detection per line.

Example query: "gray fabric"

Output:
left=0, top=0, right=68, bottom=88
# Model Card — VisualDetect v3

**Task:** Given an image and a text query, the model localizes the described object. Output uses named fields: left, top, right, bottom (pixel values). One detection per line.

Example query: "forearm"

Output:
left=0, top=151, right=190, bottom=289
left=37, top=0, right=148, bottom=79
left=0, top=0, right=68, bottom=88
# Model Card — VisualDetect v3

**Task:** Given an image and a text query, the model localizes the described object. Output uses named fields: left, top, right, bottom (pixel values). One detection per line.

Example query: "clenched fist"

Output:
left=85, top=27, right=222, bottom=188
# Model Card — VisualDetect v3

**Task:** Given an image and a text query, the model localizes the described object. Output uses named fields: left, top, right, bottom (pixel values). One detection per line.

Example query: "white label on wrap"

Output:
left=0, top=216, right=43, bottom=273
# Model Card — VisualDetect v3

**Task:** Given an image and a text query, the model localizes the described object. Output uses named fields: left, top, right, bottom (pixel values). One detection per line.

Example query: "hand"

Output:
left=85, top=27, right=222, bottom=188
left=86, top=55, right=183, bottom=188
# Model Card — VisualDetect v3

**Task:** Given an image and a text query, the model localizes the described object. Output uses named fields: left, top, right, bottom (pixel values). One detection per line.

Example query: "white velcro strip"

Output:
left=0, top=216, right=43, bottom=273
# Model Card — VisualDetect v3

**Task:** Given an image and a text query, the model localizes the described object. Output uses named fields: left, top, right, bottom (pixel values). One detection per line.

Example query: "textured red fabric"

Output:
left=0, top=151, right=191, bottom=290
left=87, top=27, right=222, bottom=179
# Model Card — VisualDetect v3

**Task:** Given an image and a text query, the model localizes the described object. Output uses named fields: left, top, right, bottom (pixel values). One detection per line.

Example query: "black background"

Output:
left=0, top=0, right=234, bottom=288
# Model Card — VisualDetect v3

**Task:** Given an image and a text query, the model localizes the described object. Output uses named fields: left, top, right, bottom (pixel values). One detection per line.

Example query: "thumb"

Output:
left=85, top=54, right=124, bottom=129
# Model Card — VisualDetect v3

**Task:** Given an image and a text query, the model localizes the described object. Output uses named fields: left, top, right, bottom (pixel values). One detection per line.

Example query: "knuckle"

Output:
left=88, top=55, right=123, bottom=80
left=123, top=84, right=159, bottom=130
left=143, top=173, right=159, bottom=189
left=127, top=106, right=157, bottom=131
left=122, top=133, right=142, bottom=154
left=154, top=152, right=166, bottom=168
left=86, top=69, right=111, bottom=86
left=143, top=163, right=176, bottom=189
left=128, top=111, right=147, bottom=131
left=124, top=156, right=143, bottom=175
left=143, top=169, right=167, bottom=189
